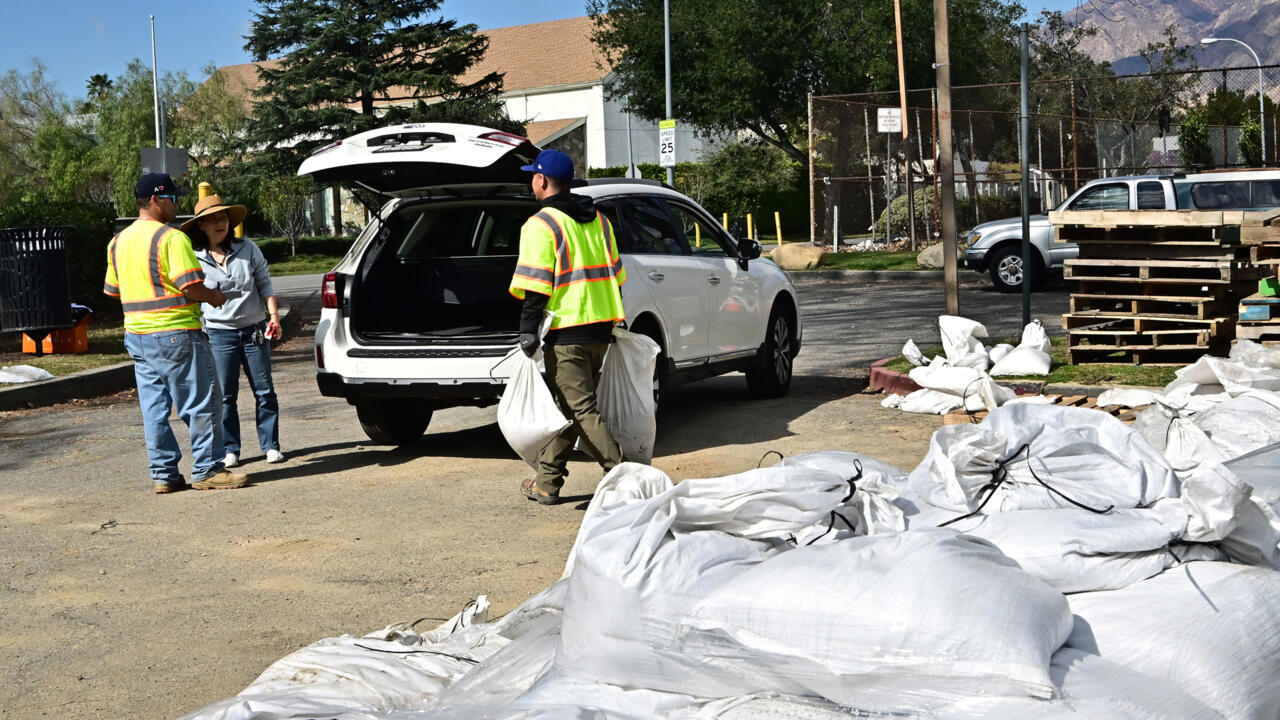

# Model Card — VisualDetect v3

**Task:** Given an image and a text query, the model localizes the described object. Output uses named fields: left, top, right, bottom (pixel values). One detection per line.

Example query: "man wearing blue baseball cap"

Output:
left=508, top=149, right=628, bottom=505
left=104, top=172, right=249, bottom=494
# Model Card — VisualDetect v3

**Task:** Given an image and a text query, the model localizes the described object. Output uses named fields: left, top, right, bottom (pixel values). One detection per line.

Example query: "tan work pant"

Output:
left=534, top=342, right=623, bottom=493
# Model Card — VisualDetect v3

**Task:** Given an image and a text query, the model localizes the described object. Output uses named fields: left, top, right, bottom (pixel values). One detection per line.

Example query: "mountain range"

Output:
left=1063, top=0, right=1280, bottom=72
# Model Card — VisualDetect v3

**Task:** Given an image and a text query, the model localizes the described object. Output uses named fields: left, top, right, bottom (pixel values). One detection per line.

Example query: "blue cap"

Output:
left=520, top=149, right=575, bottom=182
left=134, top=172, right=187, bottom=199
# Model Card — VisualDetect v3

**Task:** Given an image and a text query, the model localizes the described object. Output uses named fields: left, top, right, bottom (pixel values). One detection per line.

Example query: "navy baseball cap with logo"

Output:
left=520, top=149, right=575, bottom=182
left=134, top=172, right=188, bottom=199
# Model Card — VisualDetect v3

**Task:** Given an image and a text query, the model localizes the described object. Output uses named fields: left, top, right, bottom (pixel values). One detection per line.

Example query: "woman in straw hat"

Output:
left=182, top=195, right=285, bottom=467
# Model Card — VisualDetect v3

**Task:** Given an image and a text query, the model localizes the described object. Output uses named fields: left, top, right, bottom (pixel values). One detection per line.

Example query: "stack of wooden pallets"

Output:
left=1051, top=210, right=1276, bottom=366
left=1236, top=214, right=1280, bottom=345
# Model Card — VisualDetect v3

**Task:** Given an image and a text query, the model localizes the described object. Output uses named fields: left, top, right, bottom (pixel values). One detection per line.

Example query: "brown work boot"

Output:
left=153, top=479, right=188, bottom=494
left=521, top=477, right=560, bottom=506
left=192, top=469, right=250, bottom=491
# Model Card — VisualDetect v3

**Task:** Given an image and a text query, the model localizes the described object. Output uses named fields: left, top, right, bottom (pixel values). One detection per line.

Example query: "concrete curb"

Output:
left=794, top=269, right=989, bottom=284
left=0, top=305, right=297, bottom=411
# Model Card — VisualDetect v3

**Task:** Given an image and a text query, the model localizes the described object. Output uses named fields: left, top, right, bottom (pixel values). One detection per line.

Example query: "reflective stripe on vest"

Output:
left=103, top=233, right=121, bottom=295
left=122, top=295, right=193, bottom=312
left=519, top=207, right=625, bottom=329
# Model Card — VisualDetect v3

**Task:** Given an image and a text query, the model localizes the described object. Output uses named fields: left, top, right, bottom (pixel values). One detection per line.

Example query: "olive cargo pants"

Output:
left=534, top=342, right=623, bottom=493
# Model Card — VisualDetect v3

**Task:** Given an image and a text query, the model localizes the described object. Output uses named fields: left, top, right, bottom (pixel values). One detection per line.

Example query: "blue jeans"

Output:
left=124, top=329, right=225, bottom=482
left=207, top=323, right=280, bottom=455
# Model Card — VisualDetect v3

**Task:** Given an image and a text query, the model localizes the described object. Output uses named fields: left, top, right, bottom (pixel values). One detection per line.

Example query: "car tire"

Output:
left=746, top=304, right=795, bottom=398
left=988, top=245, right=1042, bottom=293
left=631, top=320, right=670, bottom=413
left=355, top=400, right=432, bottom=445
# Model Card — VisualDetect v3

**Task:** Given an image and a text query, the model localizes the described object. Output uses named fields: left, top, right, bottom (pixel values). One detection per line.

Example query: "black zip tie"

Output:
left=756, top=450, right=785, bottom=468
left=938, top=443, right=1114, bottom=528
left=804, top=462, right=864, bottom=545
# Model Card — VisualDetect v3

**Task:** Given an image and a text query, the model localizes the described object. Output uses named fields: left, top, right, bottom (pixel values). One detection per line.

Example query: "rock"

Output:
left=917, top=242, right=945, bottom=269
left=770, top=242, right=826, bottom=270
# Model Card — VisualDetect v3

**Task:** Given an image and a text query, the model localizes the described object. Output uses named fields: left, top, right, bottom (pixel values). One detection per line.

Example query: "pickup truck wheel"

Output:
left=746, top=305, right=795, bottom=398
left=355, top=400, right=432, bottom=445
left=988, top=245, right=1037, bottom=293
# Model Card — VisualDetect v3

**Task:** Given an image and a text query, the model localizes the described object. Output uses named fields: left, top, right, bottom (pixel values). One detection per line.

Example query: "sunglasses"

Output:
left=155, top=193, right=179, bottom=202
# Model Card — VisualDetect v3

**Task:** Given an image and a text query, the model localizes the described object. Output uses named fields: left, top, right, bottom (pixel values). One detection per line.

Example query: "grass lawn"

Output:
left=884, top=337, right=1179, bottom=388
left=269, top=254, right=344, bottom=276
left=1, top=322, right=129, bottom=382
left=808, top=250, right=921, bottom=272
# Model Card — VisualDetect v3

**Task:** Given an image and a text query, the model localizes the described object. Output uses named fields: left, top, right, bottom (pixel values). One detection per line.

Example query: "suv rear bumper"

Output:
left=316, top=372, right=503, bottom=406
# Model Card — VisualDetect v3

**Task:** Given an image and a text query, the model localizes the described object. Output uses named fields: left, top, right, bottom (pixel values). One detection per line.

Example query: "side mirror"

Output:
left=738, top=237, right=762, bottom=260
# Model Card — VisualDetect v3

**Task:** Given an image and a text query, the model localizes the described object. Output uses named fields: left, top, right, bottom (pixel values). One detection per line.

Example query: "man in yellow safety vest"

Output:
left=509, top=150, right=627, bottom=505
left=104, top=173, right=249, bottom=494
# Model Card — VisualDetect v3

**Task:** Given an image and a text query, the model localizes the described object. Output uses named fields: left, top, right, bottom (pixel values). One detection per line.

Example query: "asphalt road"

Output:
left=0, top=272, right=1069, bottom=719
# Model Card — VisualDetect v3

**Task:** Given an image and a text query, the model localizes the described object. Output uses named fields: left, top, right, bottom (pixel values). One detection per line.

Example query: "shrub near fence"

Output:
left=253, top=236, right=352, bottom=263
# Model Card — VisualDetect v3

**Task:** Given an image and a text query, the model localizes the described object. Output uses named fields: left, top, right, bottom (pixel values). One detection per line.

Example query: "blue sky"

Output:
left=0, top=0, right=1081, bottom=100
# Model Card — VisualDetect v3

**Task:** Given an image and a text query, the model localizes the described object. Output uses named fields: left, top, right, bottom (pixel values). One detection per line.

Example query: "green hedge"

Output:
left=251, top=236, right=353, bottom=263
left=0, top=197, right=117, bottom=315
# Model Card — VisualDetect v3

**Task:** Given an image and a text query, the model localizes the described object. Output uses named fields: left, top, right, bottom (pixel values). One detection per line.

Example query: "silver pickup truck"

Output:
left=962, top=169, right=1280, bottom=291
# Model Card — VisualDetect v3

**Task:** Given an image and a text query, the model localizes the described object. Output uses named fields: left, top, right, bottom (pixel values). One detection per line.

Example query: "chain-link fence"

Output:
left=810, top=65, right=1280, bottom=249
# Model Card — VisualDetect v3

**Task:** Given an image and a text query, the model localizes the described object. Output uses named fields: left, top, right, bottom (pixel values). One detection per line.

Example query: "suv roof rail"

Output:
left=581, top=177, right=675, bottom=191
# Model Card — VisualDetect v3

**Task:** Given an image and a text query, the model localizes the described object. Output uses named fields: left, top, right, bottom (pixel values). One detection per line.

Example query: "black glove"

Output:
left=519, top=332, right=540, bottom=357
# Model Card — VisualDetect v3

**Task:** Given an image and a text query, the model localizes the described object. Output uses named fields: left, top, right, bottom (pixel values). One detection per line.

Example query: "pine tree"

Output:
left=243, top=0, right=510, bottom=174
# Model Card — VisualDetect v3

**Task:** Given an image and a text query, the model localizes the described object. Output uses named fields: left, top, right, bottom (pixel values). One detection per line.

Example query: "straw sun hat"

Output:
left=179, top=194, right=247, bottom=234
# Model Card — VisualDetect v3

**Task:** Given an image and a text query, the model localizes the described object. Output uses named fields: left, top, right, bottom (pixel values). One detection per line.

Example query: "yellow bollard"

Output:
left=722, top=213, right=729, bottom=231
left=197, top=181, right=212, bottom=200
left=774, top=211, right=783, bottom=244
left=695, top=224, right=701, bottom=248
left=747, top=213, right=754, bottom=240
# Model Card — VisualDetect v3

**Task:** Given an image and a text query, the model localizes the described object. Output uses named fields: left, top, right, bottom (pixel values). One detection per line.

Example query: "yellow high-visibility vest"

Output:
left=103, top=220, right=205, bottom=333
left=509, top=207, right=627, bottom=329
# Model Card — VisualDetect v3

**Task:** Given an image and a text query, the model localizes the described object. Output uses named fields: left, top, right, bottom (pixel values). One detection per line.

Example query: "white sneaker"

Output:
left=223, top=452, right=239, bottom=468
left=265, top=449, right=285, bottom=464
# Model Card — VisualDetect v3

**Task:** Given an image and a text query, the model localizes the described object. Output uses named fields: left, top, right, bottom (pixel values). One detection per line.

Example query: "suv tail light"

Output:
left=478, top=131, right=529, bottom=147
left=321, top=272, right=341, bottom=309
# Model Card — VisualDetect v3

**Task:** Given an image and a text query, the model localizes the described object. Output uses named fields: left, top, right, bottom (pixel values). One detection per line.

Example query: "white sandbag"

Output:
left=0, top=364, right=54, bottom=383
left=897, top=388, right=963, bottom=414
left=1192, top=389, right=1280, bottom=460
left=1230, top=339, right=1280, bottom=368
left=678, top=529, right=1073, bottom=712
left=1171, top=354, right=1280, bottom=395
left=778, top=451, right=908, bottom=540
left=909, top=365, right=1015, bottom=411
left=1066, top=561, right=1280, bottom=720
left=903, top=338, right=927, bottom=366
left=179, top=599, right=498, bottom=720
left=598, top=329, right=660, bottom=463
left=909, top=404, right=1180, bottom=516
left=938, top=315, right=991, bottom=370
left=987, top=343, right=1014, bottom=364
left=931, top=647, right=1224, bottom=719
left=497, top=353, right=570, bottom=468
left=989, top=321, right=1052, bottom=377
left=880, top=393, right=904, bottom=408
left=557, top=463, right=848, bottom=696
left=1095, top=388, right=1161, bottom=408
left=944, top=506, right=1194, bottom=593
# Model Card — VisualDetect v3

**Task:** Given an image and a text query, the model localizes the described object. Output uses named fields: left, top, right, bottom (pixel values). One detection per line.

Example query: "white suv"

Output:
left=302, top=123, right=803, bottom=445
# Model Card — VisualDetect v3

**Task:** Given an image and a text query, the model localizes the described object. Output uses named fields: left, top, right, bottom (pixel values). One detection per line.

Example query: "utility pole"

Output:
left=933, top=0, right=959, bottom=315
left=894, top=0, right=916, bottom=251
left=1019, top=23, right=1032, bottom=326
left=663, top=0, right=674, bottom=187
left=150, top=15, right=164, bottom=172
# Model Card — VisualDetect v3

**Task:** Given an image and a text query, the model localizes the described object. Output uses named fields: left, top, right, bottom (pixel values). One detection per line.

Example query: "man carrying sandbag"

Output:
left=508, top=149, right=628, bottom=506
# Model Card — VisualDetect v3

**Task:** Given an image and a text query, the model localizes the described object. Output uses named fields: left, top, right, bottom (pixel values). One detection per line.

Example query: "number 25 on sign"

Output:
left=659, top=119, right=676, bottom=168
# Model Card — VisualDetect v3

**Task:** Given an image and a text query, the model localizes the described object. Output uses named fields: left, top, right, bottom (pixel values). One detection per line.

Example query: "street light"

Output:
left=1202, top=37, right=1266, bottom=165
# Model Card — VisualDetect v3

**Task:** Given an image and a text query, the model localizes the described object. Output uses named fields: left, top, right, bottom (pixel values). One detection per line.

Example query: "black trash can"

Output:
left=0, top=226, right=74, bottom=353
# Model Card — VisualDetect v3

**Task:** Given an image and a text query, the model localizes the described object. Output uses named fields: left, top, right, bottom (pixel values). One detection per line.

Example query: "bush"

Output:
left=1180, top=110, right=1214, bottom=169
left=0, top=196, right=117, bottom=315
left=1240, top=119, right=1262, bottom=167
left=252, top=236, right=352, bottom=263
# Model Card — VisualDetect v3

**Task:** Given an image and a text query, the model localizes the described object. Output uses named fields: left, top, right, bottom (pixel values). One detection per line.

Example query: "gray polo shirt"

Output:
left=194, top=239, right=276, bottom=330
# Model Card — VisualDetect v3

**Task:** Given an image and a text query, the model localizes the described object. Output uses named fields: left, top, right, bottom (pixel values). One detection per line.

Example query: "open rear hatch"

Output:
left=297, top=122, right=540, bottom=197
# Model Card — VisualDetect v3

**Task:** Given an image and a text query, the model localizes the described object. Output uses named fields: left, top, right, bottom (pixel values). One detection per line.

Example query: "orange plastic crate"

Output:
left=22, top=315, right=90, bottom=355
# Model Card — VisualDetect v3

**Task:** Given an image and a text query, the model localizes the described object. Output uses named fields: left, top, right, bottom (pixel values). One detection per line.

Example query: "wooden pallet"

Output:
left=1239, top=293, right=1280, bottom=322
left=1069, top=293, right=1227, bottom=320
left=1064, top=258, right=1246, bottom=283
left=1236, top=320, right=1280, bottom=343
left=942, top=394, right=1150, bottom=425
left=1068, top=345, right=1209, bottom=366
left=1062, top=313, right=1230, bottom=334
left=1069, top=326, right=1212, bottom=348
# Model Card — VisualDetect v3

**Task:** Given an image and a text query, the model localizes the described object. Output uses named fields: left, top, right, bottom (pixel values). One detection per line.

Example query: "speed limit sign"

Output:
left=659, top=119, right=676, bottom=168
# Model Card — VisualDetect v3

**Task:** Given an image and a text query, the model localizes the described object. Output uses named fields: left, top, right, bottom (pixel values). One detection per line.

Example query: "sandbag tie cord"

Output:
left=804, top=460, right=864, bottom=546
left=937, top=443, right=1114, bottom=528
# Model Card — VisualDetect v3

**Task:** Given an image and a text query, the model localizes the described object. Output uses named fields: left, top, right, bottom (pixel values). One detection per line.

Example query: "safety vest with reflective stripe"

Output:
left=103, top=219, right=205, bottom=333
left=509, top=206, right=627, bottom=330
